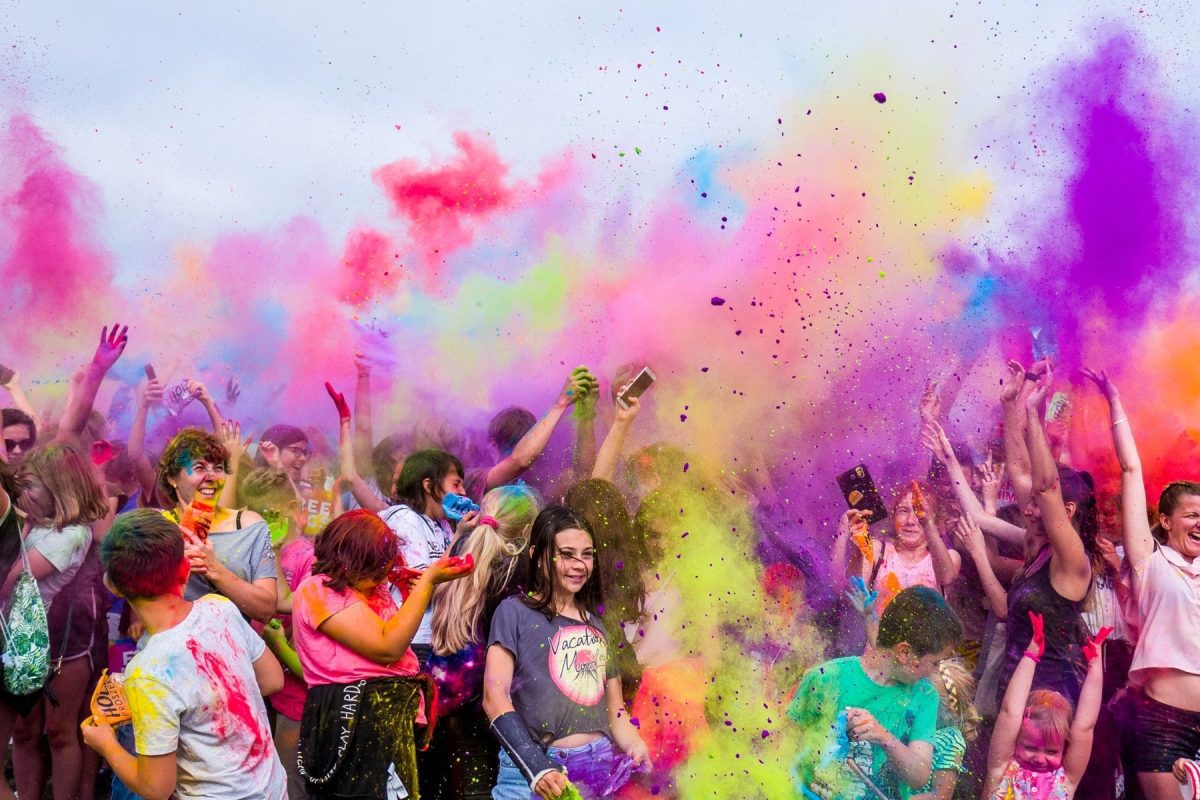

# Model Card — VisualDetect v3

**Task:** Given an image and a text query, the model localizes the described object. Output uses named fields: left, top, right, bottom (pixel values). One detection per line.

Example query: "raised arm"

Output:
left=911, top=481, right=960, bottom=586
left=921, top=421, right=1025, bottom=546
left=1081, top=368, right=1153, bottom=569
left=327, top=382, right=387, bottom=513
left=1064, top=626, right=1109, bottom=785
left=951, top=517, right=1008, bottom=619
left=485, top=367, right=594, bottom=490
left=352, top=355, right=374, bottom=468
left=217, top=420, right=250, bottom=509
left=1024, top=367, right=1091, bottom=593
left=592, top=395, right=639, bottom=483
left=55, top=324, right=127, bottom=444
left=571, top=378, right=599, bottom=478
left=187, top=380, right=224, bottom=432
left=1000, top=360, right=1034, bottom=509
left=831, top=507, right=872, bottom=583
left=128, top=378, right=164, bottom=498
left=1, top=369, right=42, bottom=429
left=986, top=613, right=1043, bottom=793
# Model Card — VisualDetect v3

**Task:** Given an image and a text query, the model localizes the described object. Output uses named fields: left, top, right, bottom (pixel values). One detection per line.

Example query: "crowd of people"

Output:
left=0, top=325, right=1198, bottom=800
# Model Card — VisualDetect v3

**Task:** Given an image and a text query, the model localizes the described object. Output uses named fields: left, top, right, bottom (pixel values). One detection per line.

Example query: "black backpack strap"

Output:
left=867, top=540, right=887, bottom=591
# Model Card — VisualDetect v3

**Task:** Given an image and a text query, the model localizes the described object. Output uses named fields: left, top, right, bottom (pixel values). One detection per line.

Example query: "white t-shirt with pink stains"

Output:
left=124, top=594, right=285, bottom=800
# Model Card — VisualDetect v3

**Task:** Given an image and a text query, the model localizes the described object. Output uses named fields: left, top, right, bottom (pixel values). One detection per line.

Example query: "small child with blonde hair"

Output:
left=984, top=613, right=1109, bottom=800
left=912, top=658, right=979, bottom=799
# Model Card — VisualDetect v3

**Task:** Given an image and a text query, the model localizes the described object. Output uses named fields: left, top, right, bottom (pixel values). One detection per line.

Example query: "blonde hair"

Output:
left=21, top=443, right=109, bottom=529
left=937, top=658, right=981, bottom=742
left=1023, top=689, right=1073, bottom=745
left=431, top=485, right=540, bottom=655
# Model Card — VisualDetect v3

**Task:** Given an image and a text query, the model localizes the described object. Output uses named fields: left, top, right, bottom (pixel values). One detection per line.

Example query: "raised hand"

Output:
left=920, top=420, right=955, bottom=465
left=1083, top=626, right=1112, bottom=664
left=1000, top=360, right=1026, bottom=405
left=221, top=420, right=251, bottom=464
left=952, top=516, right=986, bottom=554
left=259, top=440, right=282, bottom=470
left=978, top=454, right=1005, bottom=513
left=845, top=575, right=878, bottom=619
left=1079, top=367, right=1119, bottom=402
left=909, top=480, right=928, bottom=520
left=140, top=378, right=164, bottom=409
left=325, top=382, right=350, bottom=421
left=188, top=379, right=213, bottom=406
left=557, top=366, right=596, bottom=409
left=919, top=378, right=941, bottom=422
left=1026, top=611, right=1045, bottom=661
left=93, top=323, right=129, bottom=372
left=225, top=375, right=241, bottom=406
left=1025, top=361, right=1053, bottom=415
left=614, top=394, right=640, bottom=424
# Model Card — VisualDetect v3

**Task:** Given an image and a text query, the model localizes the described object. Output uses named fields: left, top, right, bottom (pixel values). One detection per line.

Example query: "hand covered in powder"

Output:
left=92, top=323, right=128, bottom=373
left=844, top=576, right=878, bottom=620
left=325, top=382, right=350, bottom=421
left=1083, top=626, right=1113, bottom=665
left=1025, top=611, right=1045, bottom=661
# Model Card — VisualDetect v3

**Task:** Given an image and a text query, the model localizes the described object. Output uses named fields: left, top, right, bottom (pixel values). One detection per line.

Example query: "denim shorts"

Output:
left=492, top=735, right=635, bottom=800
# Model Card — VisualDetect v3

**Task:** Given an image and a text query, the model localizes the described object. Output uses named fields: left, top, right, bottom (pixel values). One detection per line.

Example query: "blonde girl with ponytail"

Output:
left=423, top=484, right=540, bottom=800
left=912, top=658, right=980, bottom=800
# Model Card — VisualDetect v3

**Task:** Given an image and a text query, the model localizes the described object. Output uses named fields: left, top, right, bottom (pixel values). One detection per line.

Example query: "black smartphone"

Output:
left=0, top=363, right=14, bottom=386
left=836, top=464, right=889, bottom=525
left=617, top=367, right=656, bottom=409
left=144, top=364, right=157, bottom=380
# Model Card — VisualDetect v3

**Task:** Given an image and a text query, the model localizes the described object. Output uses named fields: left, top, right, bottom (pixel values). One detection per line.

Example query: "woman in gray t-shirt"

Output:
left=483, top=505, right=650, bottom=800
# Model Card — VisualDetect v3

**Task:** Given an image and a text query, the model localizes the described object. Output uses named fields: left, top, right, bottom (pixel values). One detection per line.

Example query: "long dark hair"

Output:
left=564, top=479, right=646, bottom=628
left=1059, top=465, right=1099, bottom=564
left=523, top=505, right=603, bottom=622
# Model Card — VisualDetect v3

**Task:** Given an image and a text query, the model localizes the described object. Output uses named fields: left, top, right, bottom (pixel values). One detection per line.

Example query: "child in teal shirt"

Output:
left=789, top=586, right=963, bottom=799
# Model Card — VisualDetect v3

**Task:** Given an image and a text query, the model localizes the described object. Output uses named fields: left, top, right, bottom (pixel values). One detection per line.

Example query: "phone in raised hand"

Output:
left=617, top=367, right=656, bottom=410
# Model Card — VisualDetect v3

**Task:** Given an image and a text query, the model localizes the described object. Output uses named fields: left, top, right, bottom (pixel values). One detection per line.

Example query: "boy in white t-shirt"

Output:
left=82, top=509, right=287, bottom=800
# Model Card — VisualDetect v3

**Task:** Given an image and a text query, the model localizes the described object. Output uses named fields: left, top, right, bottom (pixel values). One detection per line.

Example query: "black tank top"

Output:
left=998, top=549, right=1090, bottom=704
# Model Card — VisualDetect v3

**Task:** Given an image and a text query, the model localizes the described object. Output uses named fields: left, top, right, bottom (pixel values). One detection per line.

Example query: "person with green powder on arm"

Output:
left=788, top=586, right=963, bottom=800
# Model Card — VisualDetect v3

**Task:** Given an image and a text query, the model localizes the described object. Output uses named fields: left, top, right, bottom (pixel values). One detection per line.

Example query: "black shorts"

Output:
left=1128, top=689, right=1200, bottom=773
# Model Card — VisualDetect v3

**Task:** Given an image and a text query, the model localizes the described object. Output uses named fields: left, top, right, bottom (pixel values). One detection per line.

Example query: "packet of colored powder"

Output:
left=90, top=669, right=132, bottom=726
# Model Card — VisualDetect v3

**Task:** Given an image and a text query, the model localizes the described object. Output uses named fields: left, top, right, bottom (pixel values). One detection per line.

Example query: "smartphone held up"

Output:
left=617, top=367, right=656, bottom=409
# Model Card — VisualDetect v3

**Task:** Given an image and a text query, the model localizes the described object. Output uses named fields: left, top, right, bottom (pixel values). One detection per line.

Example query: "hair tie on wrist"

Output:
left=1024, top=650, right=1041, bottom=663
left=1112, top=418, right=1128, bottom=428
left=479, top=515, right=499, bottom=529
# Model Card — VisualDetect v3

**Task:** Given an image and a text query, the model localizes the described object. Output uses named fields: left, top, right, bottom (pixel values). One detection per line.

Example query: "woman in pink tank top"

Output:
left=834, top=481, right=962, bottom=617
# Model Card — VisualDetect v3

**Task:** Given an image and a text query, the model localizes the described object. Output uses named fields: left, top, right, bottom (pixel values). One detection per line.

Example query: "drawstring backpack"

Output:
left=0, top=524, right=51, bottom=695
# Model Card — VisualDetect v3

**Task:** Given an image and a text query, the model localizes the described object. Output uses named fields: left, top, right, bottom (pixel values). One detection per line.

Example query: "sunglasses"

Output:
left=4, top=438, right=32, bottom=453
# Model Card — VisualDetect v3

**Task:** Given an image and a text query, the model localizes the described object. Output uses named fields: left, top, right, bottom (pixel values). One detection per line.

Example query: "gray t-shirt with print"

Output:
left=184, top=519, right=276, bottom=605
left=488, top=596, right=617, bottom=744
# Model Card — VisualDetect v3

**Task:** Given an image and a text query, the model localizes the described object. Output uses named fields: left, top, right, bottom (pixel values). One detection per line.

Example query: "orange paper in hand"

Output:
left=90, top=669, right=132, bottom=727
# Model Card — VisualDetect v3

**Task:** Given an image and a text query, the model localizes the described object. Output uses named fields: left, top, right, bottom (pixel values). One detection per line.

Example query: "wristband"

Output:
left=489, top=711, right=562, bottom=786
left=1111, top=418, right=1128, bottom=428
left=1023, top=649, right=1041, bottom=664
